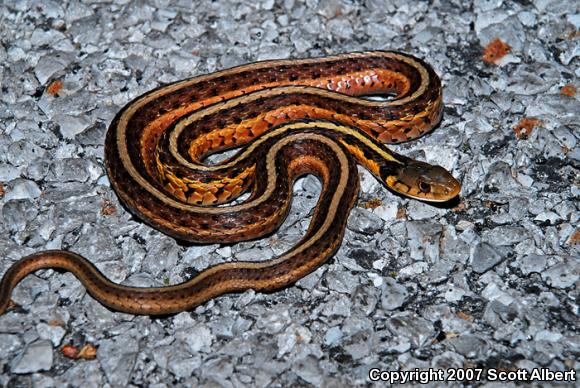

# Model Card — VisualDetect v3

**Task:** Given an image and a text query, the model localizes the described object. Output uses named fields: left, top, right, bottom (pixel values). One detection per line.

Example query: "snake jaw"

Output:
left=385, top=160, right=461, bottom=202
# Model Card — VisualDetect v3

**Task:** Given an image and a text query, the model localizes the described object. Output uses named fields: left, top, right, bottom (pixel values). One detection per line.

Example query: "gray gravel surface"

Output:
left=1, top=0, right=579, bottom=387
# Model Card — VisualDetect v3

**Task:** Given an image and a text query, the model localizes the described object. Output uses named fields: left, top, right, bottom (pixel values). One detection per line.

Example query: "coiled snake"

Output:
left=0, top=51, right=460, bottom=315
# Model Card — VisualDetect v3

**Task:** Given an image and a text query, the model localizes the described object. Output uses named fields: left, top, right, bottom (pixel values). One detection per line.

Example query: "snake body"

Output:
left=0, top=51, right=460, bottom=315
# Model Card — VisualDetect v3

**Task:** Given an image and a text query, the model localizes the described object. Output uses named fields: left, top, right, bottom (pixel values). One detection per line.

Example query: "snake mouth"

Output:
left=385, top=161, right=461, bottom=202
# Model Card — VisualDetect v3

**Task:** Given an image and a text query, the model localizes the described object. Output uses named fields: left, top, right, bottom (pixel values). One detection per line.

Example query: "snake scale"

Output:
left=0, top=51, right=460, bottom=315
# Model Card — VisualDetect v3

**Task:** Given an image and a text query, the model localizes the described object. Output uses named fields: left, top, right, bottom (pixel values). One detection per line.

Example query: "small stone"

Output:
left=276, top=324, right=311, bottom=358
left=3, top=178, right=41, bottom=201
left=380, top=277, right=408, bottom=310
left=25, top=159, right=50, bottom=181
left=517, top=11, right=537, bottom=27
left=167, top=350, right=202, bottom=379
left=34, top=52, right=74, bottom=84
left=567, top=13, right=580, bottom=29
left=97, top=335, right=139, bottom=387
left=320, top=294, right=352, bottom=318
left=539, top=291, right=560, bottom=307
left=30, top=28, right=67, bottom=47
left=200, top=357, right=235, bottom=384
left=398, top=261, right=430, bottom=278
left=323, top=326, right=343, bottom=346
left=447, top=335, right=489, bottom=359
left=11, top=339, right=53, bottom=374
left=482, top=226, right=529, bottom=246
left=47, top=158, right=97, bottom=182
left=7, top=140, right=46, bottom=167
left=2, top=199, right=39, bottom=233
left=470, top=242, right=509, bottom=274
left=344, top=336, right=371, bottom=360
left=75, top=121, right=107, bottom=146
left=294, top=357, right=323, bottom=386
left=325, top=269, right=357, bottom=294
left=216, top=246, right=231, bottom=257
left=379, top=335, right=412, bottom=354
left=534, top=330, right=563, bottom=342
left=513, top=254, right=548, bottom=275
left=0, top=334, right=23, bottom=356
left=534, top=211, right=562, bottom=225
left=443, top=285, right=467, bottom=302
left=347, top=207, right=384, bottom=235
left=406, top=200, right=446, bottom=220
left=542, top=260, right=579, bottom=289
left=372, top=203, right=398, bottom=221
left=0, top=164, right=21, bottom=181
left=484, top=162, right=518, bottom=192
left=474, top=0, right=503, bottom=12
left=406, top=221, right=443, bottom=262
left=36, top=322, right=66, bottom=347
left=431, top=351, right=465, bottom=369
left=255, top=306, right=291, bottom=334
left=175, top=324, right=214, bottom=354
left=54, top=114, right=91, bottom=139
left=481, top=283, right=515, bottom=306
left=386, top=313, right=434, bottom=348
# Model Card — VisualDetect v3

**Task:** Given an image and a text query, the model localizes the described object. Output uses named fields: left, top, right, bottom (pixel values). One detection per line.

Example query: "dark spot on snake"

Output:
left=418, top=181, right=431, bottom=193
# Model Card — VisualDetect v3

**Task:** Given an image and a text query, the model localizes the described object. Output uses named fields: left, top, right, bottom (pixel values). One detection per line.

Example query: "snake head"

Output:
left=385, top=160, right=461, bottom=202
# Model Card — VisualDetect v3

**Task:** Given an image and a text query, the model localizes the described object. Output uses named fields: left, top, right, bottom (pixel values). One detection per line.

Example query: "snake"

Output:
left=0, top=51, right=460, bottom=316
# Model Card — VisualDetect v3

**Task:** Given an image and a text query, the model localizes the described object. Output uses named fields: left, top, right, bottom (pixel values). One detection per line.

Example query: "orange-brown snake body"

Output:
left=0, top=51, right=460, bottom=315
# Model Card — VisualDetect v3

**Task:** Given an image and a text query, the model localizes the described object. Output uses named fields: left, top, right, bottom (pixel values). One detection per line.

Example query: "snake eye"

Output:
left=418, top=180, right=431, bottom=193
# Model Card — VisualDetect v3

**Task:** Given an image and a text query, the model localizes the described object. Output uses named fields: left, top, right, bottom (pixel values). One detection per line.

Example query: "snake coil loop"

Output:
left=0, top=51, right=459, bottom=315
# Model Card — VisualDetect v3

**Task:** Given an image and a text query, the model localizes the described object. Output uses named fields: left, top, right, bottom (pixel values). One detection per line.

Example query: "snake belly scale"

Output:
left=0, top=51, right=460, bottom=315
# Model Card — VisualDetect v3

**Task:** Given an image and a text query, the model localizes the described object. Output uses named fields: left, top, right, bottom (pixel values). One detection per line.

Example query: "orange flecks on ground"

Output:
left=360, top=198, right=383, bottom=209
left=483, top=39, right=511, bottom=64
left=0, top=183, right=4, bottom=198
left=560, top=84, right=577, bottom=97
left=48, top=318, right=66, bottom=327
left=61, top=343, right=98, bottom=360
left=568, top=230, right=580, bottom=245
left=452, top=199, right=467, bottom=213
left=101, top=199, right=117, bottom=216
left=396, top=206, right=406, bottom=220
left=78, top=344, right=98, bottom=359
left=46, top=79, right=63, bottom=96
left=513, top=117, right=541, bottom=140
left=457, top=311, right=474, bottom=322
left=568, top=30, right=580, bottom=40
left=61, top=344, right=79, bottom=359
